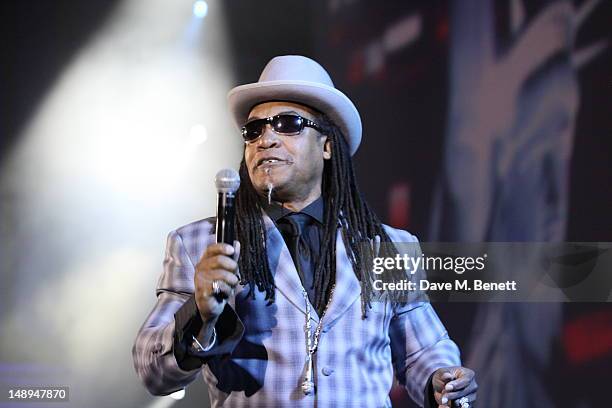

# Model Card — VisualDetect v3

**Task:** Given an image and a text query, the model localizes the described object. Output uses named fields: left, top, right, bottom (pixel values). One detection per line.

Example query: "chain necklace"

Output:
left=301, top=284, right=335, bottom=396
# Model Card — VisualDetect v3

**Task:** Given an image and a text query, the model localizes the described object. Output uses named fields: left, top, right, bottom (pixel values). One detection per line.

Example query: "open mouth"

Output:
left=256, top=157, right=290, bottom=168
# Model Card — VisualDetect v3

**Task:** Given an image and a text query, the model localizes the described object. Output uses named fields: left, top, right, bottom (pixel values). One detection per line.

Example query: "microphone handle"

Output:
left=216, top=192, right=236, bottom=245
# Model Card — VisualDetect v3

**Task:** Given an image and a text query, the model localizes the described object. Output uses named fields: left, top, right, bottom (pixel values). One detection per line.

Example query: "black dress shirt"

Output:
left=260, top=196, right=324, bottom=309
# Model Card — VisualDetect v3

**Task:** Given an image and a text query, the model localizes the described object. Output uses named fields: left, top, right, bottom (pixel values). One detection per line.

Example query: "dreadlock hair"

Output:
left=234, top=113, right=402, bottom=318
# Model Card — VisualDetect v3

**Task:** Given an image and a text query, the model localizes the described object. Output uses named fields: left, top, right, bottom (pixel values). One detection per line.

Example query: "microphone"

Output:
left=215, top=168, right=240, bottom=245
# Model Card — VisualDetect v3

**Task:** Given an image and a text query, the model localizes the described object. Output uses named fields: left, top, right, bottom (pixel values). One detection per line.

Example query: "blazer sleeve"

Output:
left=132, top=229, right=243, bottom=396
left=388, top=232, right=462, bottom=407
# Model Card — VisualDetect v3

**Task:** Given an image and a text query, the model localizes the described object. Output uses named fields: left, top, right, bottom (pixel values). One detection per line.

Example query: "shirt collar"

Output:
left=260, top=196, right=324, bottom=225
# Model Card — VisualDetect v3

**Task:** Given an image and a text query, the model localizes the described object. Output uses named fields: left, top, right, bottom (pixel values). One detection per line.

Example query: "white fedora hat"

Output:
left=227, top=55, right=362, bottom=156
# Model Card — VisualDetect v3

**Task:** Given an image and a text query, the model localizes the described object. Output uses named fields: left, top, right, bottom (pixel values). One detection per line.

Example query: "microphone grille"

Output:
left=215, top=168, right=240, bottom=193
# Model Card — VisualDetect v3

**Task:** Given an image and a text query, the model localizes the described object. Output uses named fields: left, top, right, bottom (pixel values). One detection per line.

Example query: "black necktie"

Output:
left=280, top=213, right=316, bottom=306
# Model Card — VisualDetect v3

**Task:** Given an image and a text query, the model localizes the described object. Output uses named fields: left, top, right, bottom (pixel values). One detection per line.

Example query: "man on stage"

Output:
left=133, top=55, right=477, bottom=407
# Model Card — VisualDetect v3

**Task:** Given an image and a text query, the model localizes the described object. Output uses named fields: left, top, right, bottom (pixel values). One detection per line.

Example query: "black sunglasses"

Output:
left=241, top=114, right=324, bottom=143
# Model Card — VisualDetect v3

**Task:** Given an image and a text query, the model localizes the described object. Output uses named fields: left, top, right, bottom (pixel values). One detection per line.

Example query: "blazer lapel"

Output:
left=260, top=212, right=362, bottom=326
left=262, top=212, right=319, bottom=323
left=321, top=229, right=361, bottom=329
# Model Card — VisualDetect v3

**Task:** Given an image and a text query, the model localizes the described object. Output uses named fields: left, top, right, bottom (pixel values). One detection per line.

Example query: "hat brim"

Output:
left=228, top=80, right=361, bottom=156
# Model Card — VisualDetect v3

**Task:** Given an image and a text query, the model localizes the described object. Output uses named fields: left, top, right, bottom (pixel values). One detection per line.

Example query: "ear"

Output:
left=323, top=138, right=332, bottom=160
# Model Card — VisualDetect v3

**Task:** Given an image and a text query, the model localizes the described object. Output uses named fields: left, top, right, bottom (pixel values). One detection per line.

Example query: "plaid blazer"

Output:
left=133, top=213, right=460, bottom=407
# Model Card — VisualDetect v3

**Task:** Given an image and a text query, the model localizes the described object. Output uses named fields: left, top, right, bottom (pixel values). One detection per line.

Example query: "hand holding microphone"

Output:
left=194, top=169, right=241, bottom=323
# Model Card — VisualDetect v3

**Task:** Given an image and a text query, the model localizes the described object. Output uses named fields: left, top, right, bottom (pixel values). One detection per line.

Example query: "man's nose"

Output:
left=256, top=125, right=281, bottom=148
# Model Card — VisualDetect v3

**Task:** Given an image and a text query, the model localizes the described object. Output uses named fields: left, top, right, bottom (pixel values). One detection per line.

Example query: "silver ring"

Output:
left=458, top=396, right=469, bottom=408
left=211, top=280, right=221, bottom=295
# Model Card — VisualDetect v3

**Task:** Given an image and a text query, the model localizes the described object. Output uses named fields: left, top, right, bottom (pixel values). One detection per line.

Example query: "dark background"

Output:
left=2, top=3, right=610, bottom=238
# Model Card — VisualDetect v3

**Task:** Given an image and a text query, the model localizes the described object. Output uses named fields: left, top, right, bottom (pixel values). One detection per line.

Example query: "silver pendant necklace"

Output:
left=301, top=284, right=335, bottom=396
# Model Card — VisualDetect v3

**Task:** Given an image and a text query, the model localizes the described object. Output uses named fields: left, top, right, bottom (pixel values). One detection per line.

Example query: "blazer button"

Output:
left=322, top=366, right=334, bottom=376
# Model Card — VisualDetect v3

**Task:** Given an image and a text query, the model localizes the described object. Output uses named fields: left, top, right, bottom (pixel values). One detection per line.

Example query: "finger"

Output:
left=196, top=270, right=237, bottom=295
left=435, top=390, right=459, bottom=407
left=205, top=243, right=235, bottom=257
left=433, top=371, right=456, bottom=391
left=444, top=382, right=478, bottom=402
left=441, top=380, right=475, bottom=407
left=233, top=240, right=241, bottom=261
left=445, top=373, right=473, bottom=392
left=206, top=269, right=239, bottom=287
left=434, top=391, right=448, bottom=406
left=233, top=240, right=242, bottom=280
left=207, top=254, right=238, bottom=272
left=207, top=279, right=234, bottom=300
